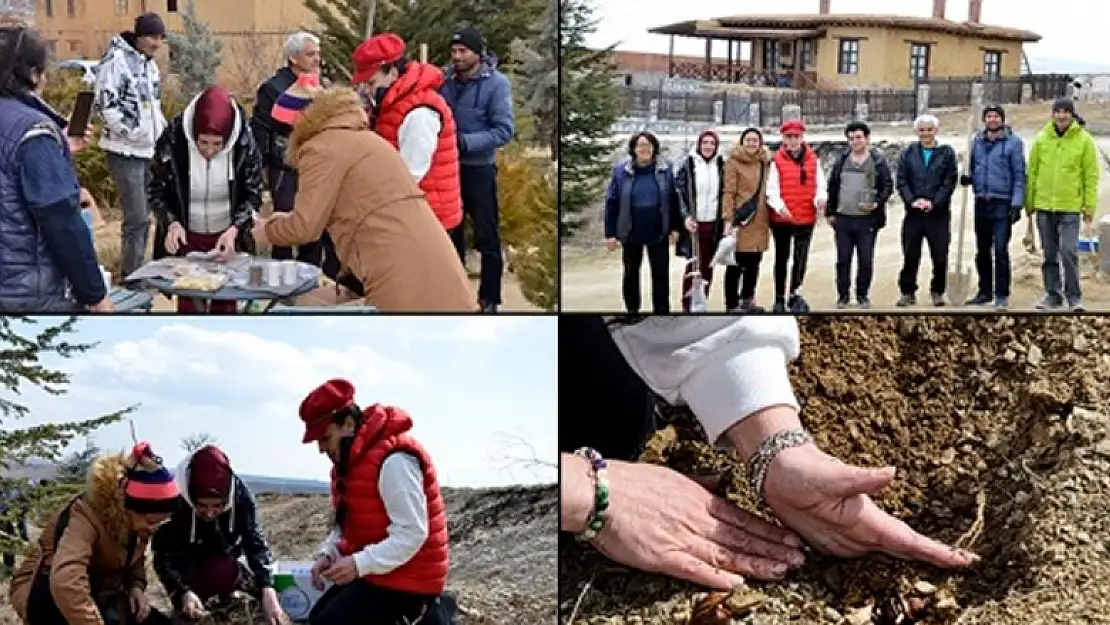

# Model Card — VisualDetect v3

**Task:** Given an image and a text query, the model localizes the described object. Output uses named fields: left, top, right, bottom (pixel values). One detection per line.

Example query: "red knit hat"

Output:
left=299, top=378, right=357, bottom=443
left=124, top=442, right=180, bottom=514
left=189, top=445, right=232, bottom=501
left=192, top=87, right=235, bottom=141
left=780, top=119, right=806, bottom=136
left=351, top=33, right=407, bottom=85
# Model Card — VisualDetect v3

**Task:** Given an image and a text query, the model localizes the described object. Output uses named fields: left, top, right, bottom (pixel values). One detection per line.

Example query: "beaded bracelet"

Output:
left=746, top=429, right=814, bottom=506
left=573, top=447, right=609, bottom=541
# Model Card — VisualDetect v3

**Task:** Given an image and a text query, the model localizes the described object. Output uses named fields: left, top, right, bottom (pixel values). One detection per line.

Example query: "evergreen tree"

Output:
left=509, top=0, right=557, bottom=160
left=0, top=317, right=133, bottom=558
left=166, top=0, right=223, bottom=100
left=54, top=441, right=102, bottom=484
left=559, top=0, right=620, bottom=236
left=302, top=0, right=544, bottom=82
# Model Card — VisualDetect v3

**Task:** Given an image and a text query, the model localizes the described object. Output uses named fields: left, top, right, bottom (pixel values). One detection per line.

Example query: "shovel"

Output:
left=947, top=83, right=983, bottom=306
left=684, top=229, right=710, bottom=312
left=1023, top=212, right=1038, bottom=254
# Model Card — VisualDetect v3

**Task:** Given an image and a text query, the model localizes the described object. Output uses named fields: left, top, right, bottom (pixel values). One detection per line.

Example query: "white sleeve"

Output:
left=815, top=158, right=829, bottom=203
left=765, top=162, right=788, bottom=215
left=397, top=107, right=442, bottom=183
left=608, top=317, right=801, bottom=445
left=352, top=452, right=429, bottom=576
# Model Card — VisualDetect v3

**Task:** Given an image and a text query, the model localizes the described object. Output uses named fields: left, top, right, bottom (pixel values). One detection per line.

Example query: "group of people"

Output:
left=7, top=378, right=455, bottom=625
left=0, top=12, right=515, bottom=313
left=604, top=98, right=1100, bottom=312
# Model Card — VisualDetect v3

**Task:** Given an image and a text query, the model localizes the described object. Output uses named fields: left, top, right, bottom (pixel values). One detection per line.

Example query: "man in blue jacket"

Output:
left=960, top=105, right=1025, bottom=309
left=0, top=26, right=111, bottom=312
left=441, top=25, right=515, bottom=313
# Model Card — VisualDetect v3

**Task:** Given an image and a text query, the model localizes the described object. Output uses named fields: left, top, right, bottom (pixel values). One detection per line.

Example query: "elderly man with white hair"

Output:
left=895, top=113, right=958, bottom=307
left=249, top=31, right=329, bottom=265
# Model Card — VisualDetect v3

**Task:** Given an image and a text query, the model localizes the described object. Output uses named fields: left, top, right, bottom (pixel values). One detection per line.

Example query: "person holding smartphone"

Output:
left=0, top=26, right=112, bottom=312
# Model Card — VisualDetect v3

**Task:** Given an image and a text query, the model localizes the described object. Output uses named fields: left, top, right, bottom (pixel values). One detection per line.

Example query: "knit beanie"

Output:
left=272, top=72, right=322, bottom=126
left=982, top=105, right=1005, bottom=122
left=188, top=445, right=232, bottom=501
left=450, top=25, right=484, bottom=54
left=134, top=13, right=166, bottom=38
left=124, top=442, right=179, bottom=514
left=192, top=86, right=235, bottom=141
left=1052, top=98, right=1076, bottom=115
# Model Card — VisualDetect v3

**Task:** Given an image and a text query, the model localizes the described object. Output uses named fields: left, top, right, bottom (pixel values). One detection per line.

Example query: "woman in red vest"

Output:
left=350, top=33, right=463, bottom=233
left=765, top=120, right=828, bottom=313
left=297, top=378, right=456, bottom=625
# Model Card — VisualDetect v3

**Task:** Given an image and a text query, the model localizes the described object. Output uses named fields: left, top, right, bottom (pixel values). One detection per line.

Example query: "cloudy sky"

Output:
left=3, top=316, right=556, bottom=487
left=586, top=0, right=1106, bottom=69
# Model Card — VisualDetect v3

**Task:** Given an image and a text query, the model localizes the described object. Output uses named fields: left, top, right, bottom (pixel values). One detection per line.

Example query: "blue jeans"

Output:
left=105, top=153, right=151, bottom=276
left=1036, top=210, right=1082, bottom=303
left=973, top=198, right=1013, bottom=298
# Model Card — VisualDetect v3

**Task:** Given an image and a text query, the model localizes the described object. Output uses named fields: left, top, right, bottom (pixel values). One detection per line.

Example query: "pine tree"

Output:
left=559, top=0, right=620, bottom=236
left=509, top=0, right=557, bottom=160
left=302, top=0, right=544, bottom=83
left=0, top=317, right=134, bottom=559
left=166, top=0, right=223, bottom=100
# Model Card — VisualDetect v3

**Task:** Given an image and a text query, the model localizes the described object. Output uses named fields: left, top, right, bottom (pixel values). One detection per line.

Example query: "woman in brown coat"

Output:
left=721, top=127, right=772, bottom=312
left=249, top=88, right=477, bottom=312
left=9, top=443, right=180, bottom=625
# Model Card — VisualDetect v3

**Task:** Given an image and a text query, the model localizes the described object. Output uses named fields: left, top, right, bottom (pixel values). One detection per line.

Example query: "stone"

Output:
left=914, top=581, right=938, bottom=595
left=844, top=605, right=873, bottom=625
left=1028, top=345, right=1043, bottom=366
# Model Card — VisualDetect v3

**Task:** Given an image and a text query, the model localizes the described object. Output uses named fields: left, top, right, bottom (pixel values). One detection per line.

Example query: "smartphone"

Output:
left=67, top=91, right=95, bottom=138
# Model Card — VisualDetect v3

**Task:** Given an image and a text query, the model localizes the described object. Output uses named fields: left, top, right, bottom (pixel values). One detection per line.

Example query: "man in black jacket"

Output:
left=826, top=121, right=893, bottom=310
left=249, top=31, right=334, bottom=270
left=152, top=446, right=282, bottom=625
left=895, top=114, right=958, bottom=307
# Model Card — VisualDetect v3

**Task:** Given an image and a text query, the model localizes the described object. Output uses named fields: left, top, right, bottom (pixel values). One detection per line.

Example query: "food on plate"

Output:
left=172, top=273, right=228, bottom=291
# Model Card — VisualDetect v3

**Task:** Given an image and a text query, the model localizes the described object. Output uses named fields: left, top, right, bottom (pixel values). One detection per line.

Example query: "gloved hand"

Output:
left=959, top=174, right=973, bottom=187
left=1009, top=206, right=1022, bottom=224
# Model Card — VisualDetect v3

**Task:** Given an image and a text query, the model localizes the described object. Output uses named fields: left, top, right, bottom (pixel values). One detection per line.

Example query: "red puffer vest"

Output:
left=331, top=404, right=449, bottom=595
left=375, top=62, right=463, bottom=231
left=772, top=146, right=819, bottom=225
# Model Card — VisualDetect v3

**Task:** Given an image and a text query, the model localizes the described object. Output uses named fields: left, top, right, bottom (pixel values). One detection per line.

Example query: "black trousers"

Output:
left=308, top=579, right=453, bottom=625
left=834, top=215, right=878, bottom=300
left=898, top=210, right=951, bottom=296
left=449, top=163, right=503, bottom=306
left=620, top=241, right=669, bottom=313
left=26, top=572, right=172, bottom=625
left=722, top=251, right=763, bottom=310
left=269, top=167, right=323, bottom=265
left=770, top=223, right=814, bottom=300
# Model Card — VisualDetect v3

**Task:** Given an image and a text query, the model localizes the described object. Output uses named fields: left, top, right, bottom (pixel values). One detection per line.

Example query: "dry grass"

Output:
left=935, top=101, right=1110, bottom=134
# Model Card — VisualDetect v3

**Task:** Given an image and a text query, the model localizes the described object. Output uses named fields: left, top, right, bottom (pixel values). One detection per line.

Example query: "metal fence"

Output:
left=619, top=85, right=918, bottom=128
left=915, top=74, right=1072, bottom=107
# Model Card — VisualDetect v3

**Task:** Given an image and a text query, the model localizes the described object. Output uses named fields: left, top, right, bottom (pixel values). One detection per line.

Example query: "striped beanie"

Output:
left=124, top=442, right=180, bottom=514
left=272, top=72, right=322, bottom=126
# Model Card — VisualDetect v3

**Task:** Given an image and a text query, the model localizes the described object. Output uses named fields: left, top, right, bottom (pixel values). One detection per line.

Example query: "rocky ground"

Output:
left=559, top=316, right=1110, bottom=625
left=1, top=484, right=557, bottom=624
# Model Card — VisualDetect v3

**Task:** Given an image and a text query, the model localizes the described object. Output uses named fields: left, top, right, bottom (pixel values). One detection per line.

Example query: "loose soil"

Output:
left=559, top=316, right=1110, bottom=625
left=2, top=484, right=557, bottom=625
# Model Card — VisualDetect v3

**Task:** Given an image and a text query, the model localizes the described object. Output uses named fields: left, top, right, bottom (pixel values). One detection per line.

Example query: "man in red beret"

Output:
left=151, top=445, right=283, bottom=624
left=765, top=119, right=828, bottom=313
left=298, top=379, right=455, bottom=624
left=351, top=33, right=463, bottom=235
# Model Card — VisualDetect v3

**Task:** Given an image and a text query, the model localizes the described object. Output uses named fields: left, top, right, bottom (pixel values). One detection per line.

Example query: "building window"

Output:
left=910, top=43, right=930, bottom=80
left=801, top=39, right=814, bottom=69
left=838, top=39, right=859, bottom=75
left=67, top=0, right=75, bottom=17
left=762, top=41, right=779, bottom=70
left=45, top=0, right=53, bottom=17
left=168, top=0, right=178, bottom=11
left=116, top=0, right=128, bottom=14
left=984, top=50, right=1002, bottom=78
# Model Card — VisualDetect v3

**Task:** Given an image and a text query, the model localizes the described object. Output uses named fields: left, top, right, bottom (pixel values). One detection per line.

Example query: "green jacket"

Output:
left=1025, top=120, right=1100, bottom=216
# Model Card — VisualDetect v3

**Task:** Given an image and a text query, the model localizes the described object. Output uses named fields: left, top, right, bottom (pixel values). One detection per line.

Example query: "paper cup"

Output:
left=282, top=260, right=299, bottom=285
left=265, top=262, right=282, bottom=287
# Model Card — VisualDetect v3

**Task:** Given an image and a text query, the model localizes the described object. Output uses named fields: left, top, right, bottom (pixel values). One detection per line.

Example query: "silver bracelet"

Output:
left=746, top=428, right=814, bottom=505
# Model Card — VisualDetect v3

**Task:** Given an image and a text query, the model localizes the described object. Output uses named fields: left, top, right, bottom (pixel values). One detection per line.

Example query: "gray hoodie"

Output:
left=94, top=33, right=167, bottom=159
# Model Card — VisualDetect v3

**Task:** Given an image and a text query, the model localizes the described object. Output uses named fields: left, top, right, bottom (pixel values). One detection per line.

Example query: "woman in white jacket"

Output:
left=559, top=316, right=978, bottom=589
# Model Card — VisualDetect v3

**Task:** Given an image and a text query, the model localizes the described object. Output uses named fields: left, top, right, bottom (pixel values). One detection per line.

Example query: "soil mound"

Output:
left=560, top=316, right=1110, bottom=625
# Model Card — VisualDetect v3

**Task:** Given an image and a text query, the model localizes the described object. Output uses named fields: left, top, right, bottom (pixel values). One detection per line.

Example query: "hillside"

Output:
left=0, top=484, right=556, bottom=624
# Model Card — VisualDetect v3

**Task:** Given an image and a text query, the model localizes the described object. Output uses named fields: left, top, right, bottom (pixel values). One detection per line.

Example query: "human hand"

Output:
left=911, top=199, right=926, bottom=210
left=814, top=198, right=827, bottom=212
left=604, top=238, right=618, bottom=252
left=251, top=218, right=271, bottom=249
left=1082, top=213, right=1094, bottom=225
left=921, top=199, right=934, bottom=212
left=67, top=127, right=93, bottom=153
left=321, top=555, right=359, bottom=586
left=165, top=221, right=188, bottom=255
left=214, top=226, right=239, bottom=261
left=87, top=297, right=114, bottom=312
left=565, top=455, right=805, bottom=589
left=310, top=555, right=333, bottom=591
left=129, top=588, right=151, bottom=622
left=827, top=215, right=836, bottom=228
left=259, top=587, right=285, bottom=625
left=685, top=217, right=698, bottom=232
left=181, top=590, right=207, bottom=619
left=669, top=231, right=680, bottom=245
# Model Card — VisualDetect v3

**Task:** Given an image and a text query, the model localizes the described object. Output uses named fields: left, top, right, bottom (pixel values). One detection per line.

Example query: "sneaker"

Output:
left=858, top=297, right=871, bottom=310
left=994, top=297, right=1009, bottom=310
left=836, top=296, right=850, bottom=309
left=787, top=293, right=811, bottom=313
left=966, top=294, right=992, bottom=306
left=1070, top=298, right=1086, bottom=312
left=1035, top=295, right=1064, bottom=310
left=896, top=294, right=916, bottom=307
left=480, top=301, right=499, bottom=313
left=737, top=298, right=766, bottom=313
left=772, top=298, right=786, bottom=313
left=931, top=292, right=946, bottom=307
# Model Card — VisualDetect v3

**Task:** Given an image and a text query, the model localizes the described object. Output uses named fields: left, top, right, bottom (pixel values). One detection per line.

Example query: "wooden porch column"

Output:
left=727, top=39, right=734, bottom=83
left=793, top=37, right=802, bottom=88
left=668, top=35, right=675, bottom=77
left=704, top=37, right=712, bottom=81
